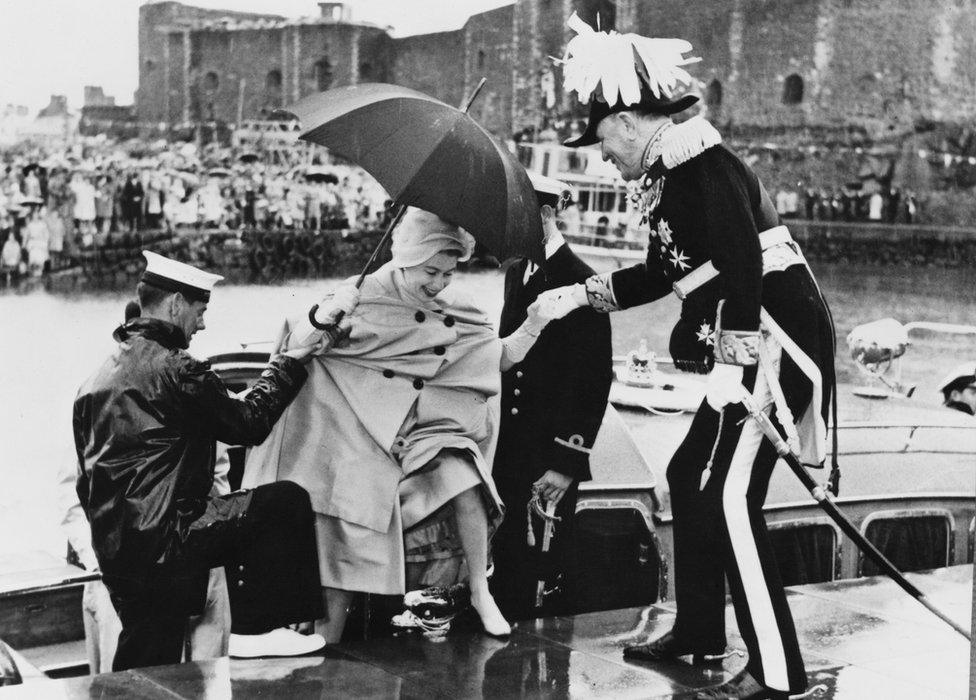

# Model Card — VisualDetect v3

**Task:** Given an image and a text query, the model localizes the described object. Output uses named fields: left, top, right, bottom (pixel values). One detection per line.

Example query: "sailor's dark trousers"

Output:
left=106, top=481, right=323, bottom=671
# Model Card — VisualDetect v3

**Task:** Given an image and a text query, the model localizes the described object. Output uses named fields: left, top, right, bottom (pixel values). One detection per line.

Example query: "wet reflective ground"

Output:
left=3, top=565, right=969, bottom=698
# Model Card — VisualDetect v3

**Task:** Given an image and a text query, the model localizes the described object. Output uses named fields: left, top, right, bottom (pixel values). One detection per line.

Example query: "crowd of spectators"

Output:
left=0, top=138, right=390, bottom=279
left=772, top=183, right=919, bottom=224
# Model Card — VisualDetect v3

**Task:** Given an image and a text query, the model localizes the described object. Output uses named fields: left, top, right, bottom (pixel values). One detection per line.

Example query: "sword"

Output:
left=741, top=394, right=971, bottom=642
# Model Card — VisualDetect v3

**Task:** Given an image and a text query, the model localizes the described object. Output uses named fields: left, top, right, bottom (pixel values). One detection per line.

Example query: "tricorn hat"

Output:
left=558, top=13, right=700, bottom=148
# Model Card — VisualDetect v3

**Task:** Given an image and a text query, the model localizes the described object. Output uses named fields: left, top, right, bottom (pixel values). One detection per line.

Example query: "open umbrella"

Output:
left=281, top=82, right=543, bottom=264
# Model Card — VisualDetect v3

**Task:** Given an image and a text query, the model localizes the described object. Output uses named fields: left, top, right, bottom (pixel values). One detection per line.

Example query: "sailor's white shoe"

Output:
left=229, top=628, right=327, bottom=658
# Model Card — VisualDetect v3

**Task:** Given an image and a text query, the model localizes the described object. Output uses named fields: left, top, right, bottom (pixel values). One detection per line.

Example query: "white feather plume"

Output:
left=560, top=12, right=701, bottom=106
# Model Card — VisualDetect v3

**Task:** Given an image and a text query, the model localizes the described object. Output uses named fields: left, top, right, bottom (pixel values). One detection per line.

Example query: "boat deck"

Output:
left=2, top=565, right=970, bottom=699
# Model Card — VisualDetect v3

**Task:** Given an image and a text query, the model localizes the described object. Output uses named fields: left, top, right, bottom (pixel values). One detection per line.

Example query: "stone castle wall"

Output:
left=138, top=0, right=976, bottom=137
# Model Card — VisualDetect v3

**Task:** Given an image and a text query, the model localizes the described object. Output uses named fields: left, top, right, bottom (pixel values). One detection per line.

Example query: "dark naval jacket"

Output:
left=496, top=243, right=613, bottom=484
left=73, top=318, right=307, bottom=582
left=492, top=243, right=612, bottom=619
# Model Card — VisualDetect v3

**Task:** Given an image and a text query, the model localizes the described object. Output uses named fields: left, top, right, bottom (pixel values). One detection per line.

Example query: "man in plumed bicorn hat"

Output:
left=73, top=252, right=358, bottom=670
left=537, top=14, right=837, bottom=700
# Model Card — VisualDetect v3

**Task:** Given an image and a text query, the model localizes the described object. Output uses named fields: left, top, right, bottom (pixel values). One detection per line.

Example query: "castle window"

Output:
left=705, top=79, right=723, bottom=108
left=477, top=49, right=486, bottom=71
left=203, top=71, right=219, bottom=93
left=782, top=74, right=804, bottom=105
left=314, top=58, right=334, bottom=92
left=265, top=69, right=283, bottom=109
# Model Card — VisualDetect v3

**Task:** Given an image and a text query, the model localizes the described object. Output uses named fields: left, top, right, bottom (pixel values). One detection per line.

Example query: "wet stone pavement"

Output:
left=1, top=566, right=969, bottom=698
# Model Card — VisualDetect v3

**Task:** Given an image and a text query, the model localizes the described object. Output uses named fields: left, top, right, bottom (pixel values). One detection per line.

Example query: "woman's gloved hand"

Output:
left=535, top=283, right=587, bottom=320
left=313, top=284, right=360, bottom=326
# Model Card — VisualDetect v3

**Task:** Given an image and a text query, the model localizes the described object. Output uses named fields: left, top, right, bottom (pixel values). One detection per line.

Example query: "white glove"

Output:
left=536, top=283, right=587, bottom=320
left=705, top=363, right=749, bottom=411
left=313, top=284, right=360, bottom=326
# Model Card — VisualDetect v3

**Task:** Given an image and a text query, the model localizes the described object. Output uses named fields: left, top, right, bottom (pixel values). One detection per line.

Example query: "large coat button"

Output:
left=443, top=315, right=455, bottom=327
left=515, top=371, right=523, bottom=379
left=513, top=388, right=520, bottom=396
left=434, top=346, right=446, bottom=355
left=383, top=369, right=395, bottom=378
left=510, top=407, right=519, bottom=415
left=415, top=311, right=426, bottom=323
left=413, top=378, right=424, bottom=390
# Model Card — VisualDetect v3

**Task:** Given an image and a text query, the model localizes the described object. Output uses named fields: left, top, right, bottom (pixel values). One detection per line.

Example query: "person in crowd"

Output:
left=537, top=16, right=835, bottom=700
left=93, top=176, right=114, bottom=238
left=71, top=173, right=97, bottom=245
left=490, top=180, right=613, bottom=621
left=73, top=252, right=339, bottom=670
left=43, top=206, right=65, bottom=270
left=938, top=363, right=976, bottom=416
left=244, top=208, right=571, bottom=643
left=22, top=205, right=50, bottom=276
left=868, top=189, right=883, bottom=222
left=119, top=172, right=144, bottom=232
left=145, top=172, right=165, bottom=230
left=1, top=227, right=23, bottom=277
left=198, top=179, right=224, bottom=228
left=23, top=168, right=42, bottom=200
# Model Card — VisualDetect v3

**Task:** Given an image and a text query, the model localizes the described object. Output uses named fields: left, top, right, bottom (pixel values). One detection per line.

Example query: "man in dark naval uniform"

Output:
left=490, top=176, right=613, bottom=621
left=538, top=16, right=835, bottom=700
left=73, top=252, right=357, bottom=671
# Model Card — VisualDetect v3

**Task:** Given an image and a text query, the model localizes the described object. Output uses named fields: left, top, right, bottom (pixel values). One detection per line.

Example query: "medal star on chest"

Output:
left=696, top=322, right=716, bottom=347
left=668, top=247, right=690, bottom=271
left=651, top=218, right=674, bottom=246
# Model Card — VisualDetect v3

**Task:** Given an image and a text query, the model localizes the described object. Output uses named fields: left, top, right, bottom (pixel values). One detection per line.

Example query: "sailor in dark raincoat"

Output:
left=73, top=252, right=353, bottom=670
left=490, top=176, right=613, bottom=621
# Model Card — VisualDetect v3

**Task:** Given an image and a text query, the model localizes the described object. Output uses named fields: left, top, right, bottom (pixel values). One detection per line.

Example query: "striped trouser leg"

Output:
left=712, top=363, right=808, bottom=693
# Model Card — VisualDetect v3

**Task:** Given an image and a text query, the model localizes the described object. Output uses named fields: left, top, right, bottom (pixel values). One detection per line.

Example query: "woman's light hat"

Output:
left=141, top=251, right=224, bottom=303
left=390, top=208, right=476, bottom=268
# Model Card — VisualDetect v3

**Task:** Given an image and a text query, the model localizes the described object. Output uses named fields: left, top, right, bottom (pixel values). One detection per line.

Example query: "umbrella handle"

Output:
left=328, top=204, right=408, bottom=327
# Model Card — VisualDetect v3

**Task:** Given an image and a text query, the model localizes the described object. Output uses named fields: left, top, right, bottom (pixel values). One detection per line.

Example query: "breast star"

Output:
left=669, top=247, right=690, bottom=270
left=696, top=322, right=716, bottom=346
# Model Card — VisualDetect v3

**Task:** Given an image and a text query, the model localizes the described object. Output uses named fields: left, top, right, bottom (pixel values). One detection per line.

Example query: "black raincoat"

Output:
left=73, top=318, right=307, bottom=583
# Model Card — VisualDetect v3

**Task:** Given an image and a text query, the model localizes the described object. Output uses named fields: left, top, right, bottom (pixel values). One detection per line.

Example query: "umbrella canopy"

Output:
left=284, top=83, right=543, bottom=263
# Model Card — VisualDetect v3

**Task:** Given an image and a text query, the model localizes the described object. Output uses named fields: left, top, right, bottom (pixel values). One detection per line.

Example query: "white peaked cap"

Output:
left=141, top=251, right=224, bottom=302
left=937, top=362, right=976, bottom=394
left=528, top=171, right=572, bottom=199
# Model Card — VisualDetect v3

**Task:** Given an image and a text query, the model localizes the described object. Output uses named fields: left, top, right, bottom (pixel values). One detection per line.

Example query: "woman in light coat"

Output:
left=246, top=208, right=561, bottom=641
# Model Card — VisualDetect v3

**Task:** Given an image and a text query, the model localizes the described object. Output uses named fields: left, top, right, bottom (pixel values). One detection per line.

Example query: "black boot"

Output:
left=623, top=630, right=726, bottom=664
left=694, top=670, right=789, bottom=699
